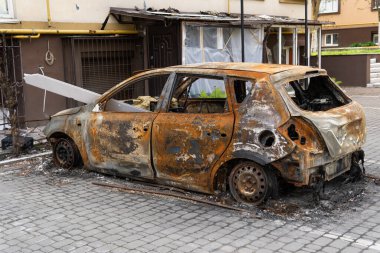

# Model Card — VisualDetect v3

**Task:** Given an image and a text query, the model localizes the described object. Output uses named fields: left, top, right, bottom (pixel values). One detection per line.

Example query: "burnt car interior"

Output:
left=101, top=74, right=256, bottom=114
left=285, top=76, right=350, bottom=112
left=103, top=74, right=170, bottom=112
left=169, top=75, right=228, bottom=113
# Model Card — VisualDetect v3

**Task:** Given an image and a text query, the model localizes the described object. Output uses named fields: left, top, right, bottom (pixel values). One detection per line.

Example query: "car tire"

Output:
left=52, top=138, right=80, bottom=169
left=266, top=167, right=279, bottom=200
left=228, top=161, right=271, bottom=205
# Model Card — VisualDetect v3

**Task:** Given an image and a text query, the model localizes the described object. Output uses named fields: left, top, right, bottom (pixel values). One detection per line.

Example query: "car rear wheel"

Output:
left=228, top=161, right=271, bottom=205
left=53, top=138, right=80, bottom=169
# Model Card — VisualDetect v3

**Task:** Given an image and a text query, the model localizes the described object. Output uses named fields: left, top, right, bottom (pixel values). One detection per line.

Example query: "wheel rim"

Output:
left=231, top=164, right=268, bottom=204
left=55, top=139, right=75, bottom=169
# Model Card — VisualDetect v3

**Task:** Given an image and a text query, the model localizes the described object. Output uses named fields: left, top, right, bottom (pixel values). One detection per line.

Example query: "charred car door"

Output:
left=85, top=73, right=173, bottom=178
left=152, top=74, right=234, bottom=192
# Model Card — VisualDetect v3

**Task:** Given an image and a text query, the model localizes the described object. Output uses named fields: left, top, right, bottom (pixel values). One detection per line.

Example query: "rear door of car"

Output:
left=151, top=72, right=235, bottom=192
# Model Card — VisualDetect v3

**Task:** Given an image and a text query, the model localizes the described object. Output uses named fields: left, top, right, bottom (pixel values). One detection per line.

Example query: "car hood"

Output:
left=50, top=104, right=96, bottom=118
left=51, top=106, right=83, bottom=118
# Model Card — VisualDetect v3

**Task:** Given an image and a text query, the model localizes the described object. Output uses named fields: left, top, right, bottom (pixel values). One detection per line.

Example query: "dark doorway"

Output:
left=147, top=23, right=180, bottom=96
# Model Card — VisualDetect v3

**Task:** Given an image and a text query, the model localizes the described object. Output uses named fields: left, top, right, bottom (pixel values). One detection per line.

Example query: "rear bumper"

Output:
left=272, top=149, right=355, bottom=186
left=308, top=154, right=352, bottom=186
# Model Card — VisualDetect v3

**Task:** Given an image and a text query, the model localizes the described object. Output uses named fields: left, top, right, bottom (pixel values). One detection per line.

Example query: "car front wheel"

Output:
left=228, top=161, right=271, bottom=205
left=52, top=138, right=80, bottom=169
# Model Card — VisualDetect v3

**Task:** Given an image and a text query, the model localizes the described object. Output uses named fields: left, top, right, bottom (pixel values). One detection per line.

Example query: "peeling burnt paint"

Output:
left=43, top=63, right=366, bottom=199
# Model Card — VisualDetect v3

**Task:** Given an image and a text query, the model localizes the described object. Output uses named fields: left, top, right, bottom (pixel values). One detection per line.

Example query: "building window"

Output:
left=324, top=33, right=338, bottom=46
left=183, top=23, right=264, bottom=64
left=0, top=0, right=14, bottom=19
left=319, top=0, right=339, bottom=14
left=373, top=33, right=378, bottom=45
left=373, top=0, right=380, bottom=9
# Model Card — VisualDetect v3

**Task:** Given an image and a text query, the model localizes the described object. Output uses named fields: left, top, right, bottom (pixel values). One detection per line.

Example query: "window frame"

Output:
left=231, top=78, right=255, bottom=105
left=0, top=0, right=15, bottom=19
left=96, top=71, right=173, bottom=112
left=372, top=0, right=380, bottom=10
left=318, top=0, right=339, bottom=15
left=166, top=73, right=231, bottom=114
left=324, top=33, right=339, bottom=47
left=372, top=33, right=379, bottom=45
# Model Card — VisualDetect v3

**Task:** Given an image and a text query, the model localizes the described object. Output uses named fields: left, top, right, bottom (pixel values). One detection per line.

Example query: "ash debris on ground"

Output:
left=0, top=142, right=50, bottom=161
left=6, top=156, right=377, bottom=224
left=262, top=177, right=369, bottom=223
left=2, top=156, right=104, bottom=186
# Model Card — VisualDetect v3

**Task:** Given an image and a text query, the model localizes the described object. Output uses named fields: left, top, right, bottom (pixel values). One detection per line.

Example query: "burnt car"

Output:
left=44, top=63, right=366, bottom=205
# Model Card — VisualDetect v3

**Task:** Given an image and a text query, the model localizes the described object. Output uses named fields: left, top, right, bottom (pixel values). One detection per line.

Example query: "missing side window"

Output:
left=169, top=75, right=228, bottom=114
left=234, top=79, right=254, bottom=103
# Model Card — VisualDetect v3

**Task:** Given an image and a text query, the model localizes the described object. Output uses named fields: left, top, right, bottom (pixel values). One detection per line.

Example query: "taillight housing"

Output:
left=278, top=117, right=325, bottom=153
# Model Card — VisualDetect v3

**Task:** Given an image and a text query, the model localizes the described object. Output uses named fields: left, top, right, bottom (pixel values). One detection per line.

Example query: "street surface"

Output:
left=0, top=87, right=380, bottom=253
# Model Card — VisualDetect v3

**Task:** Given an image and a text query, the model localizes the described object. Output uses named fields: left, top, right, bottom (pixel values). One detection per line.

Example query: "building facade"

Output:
left=0, top=0, right=321, bottom=126
left=318, top=0, right=379, bottom=47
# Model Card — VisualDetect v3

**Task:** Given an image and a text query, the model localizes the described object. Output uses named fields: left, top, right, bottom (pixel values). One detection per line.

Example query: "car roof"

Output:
left=165, top=62, right=320, bottom=75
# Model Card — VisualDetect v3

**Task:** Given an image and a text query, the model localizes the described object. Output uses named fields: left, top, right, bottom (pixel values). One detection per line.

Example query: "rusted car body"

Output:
left=44, top=63, right=366, bottom=204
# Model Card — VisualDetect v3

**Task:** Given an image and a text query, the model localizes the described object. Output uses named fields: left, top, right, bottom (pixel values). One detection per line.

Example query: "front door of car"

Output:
left=151, top=74, right=234, bottom=192
left=85, top=73, right=173, bottom=179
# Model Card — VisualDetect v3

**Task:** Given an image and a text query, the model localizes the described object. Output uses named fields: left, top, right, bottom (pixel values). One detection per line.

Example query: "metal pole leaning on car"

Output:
left=241, top=0, right=245, bottom=62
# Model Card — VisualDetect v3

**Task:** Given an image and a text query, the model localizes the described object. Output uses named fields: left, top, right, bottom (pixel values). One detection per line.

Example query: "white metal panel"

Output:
left=23, top=74, right=146, bottom=112
left=24, top=73, right=100, bottom=104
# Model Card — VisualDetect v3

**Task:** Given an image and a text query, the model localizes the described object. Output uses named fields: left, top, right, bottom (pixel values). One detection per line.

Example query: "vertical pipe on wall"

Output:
left=46, top=0, right=52, bottom=27
left=307, top=28, right=310, bottom=66
left=200, top=27, right=205, bottom=63
left=143, top=26, right=149, bottom=95
left=304, top=0, right=308, bottom=66
left=181, top=22, right=186, bottom=64
left=278, top=27, right=282, bottom=64
left=293, top=28, right=298, bottom=65
left=240, top=0, right=245, bottom=62
left=228, top=0, right=231, bottom=14
left=318, top=27, right=322, bottom=68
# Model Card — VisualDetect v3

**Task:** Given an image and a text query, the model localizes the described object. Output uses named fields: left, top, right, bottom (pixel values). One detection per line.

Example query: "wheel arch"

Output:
left=48, top=131, right=73, bottom=141
left=212, top=156, right=265, bottom=193
left=212, top=155, right=280, bottom=194
left=48, top=131, right=85, bottom=165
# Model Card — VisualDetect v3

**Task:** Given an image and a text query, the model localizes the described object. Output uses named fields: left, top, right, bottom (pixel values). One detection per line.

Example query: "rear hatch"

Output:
left=275, top=74, right=366, bottom=158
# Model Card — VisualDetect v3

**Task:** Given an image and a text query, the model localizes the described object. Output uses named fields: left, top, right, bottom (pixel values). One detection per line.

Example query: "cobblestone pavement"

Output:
left=0, top=88, right=380, bottom=253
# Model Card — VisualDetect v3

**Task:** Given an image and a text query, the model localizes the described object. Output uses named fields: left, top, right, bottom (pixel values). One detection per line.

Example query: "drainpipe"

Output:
left=227, top=0, right=231, bottom=14
left=0, top=29, right=138, bottom=37
left=240, top=0, right=245, bottom=62
left=46, top=0, right=52, bottom=27
left=304, top=0, right=309, bottom=66
left=377, top=1, right=380, bottom=47
left=13, top=34, right=41, bottom=39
